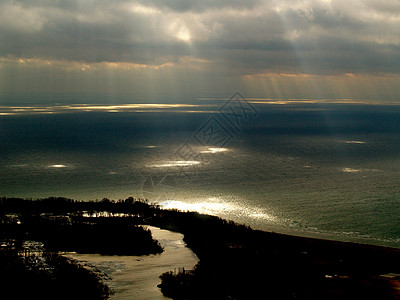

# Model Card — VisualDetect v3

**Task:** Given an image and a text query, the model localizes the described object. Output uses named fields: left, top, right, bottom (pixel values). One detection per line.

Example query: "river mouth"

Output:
left=65, top=226, right=198, bottom=300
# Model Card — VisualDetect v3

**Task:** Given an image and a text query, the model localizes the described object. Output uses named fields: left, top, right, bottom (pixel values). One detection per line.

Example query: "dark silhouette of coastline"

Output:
left=0, top=240, right=109, bottom=300
left=154, top=210, right=400, bottom=299
left=1, top=197, right=400, bottom=299
left=0, top=197, right=161, bottom=299
left=1, top=197, right=163, bottom=256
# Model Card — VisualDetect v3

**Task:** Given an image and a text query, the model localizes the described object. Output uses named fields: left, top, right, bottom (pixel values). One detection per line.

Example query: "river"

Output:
left=66, top=226, right=199, bottom=299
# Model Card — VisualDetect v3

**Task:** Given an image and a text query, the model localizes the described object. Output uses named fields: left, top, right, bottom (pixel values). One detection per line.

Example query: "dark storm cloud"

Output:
left=1, top=0, right=400, bottom=75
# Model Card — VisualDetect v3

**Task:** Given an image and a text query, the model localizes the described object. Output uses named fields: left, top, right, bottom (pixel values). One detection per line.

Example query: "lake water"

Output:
left=1, top=99, right=400, bottom=247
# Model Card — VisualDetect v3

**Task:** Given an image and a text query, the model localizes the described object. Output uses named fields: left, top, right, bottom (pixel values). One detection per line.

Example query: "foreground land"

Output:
left=1, top=197, right=400, bottom=299
left=0, top=242, right=110, bottom=300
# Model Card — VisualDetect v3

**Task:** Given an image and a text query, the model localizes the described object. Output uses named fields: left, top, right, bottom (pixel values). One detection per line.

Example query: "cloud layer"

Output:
left=1, top=0, right=400, bottom=76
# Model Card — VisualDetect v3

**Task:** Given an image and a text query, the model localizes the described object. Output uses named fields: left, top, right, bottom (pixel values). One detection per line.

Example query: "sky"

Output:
left=1, top=0, right=400, bottom=102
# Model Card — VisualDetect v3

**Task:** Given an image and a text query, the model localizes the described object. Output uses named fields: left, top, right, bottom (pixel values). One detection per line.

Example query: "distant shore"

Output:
left=236, top=222, right=400, bottom=250
left=1, top=197, right=400, bottom=299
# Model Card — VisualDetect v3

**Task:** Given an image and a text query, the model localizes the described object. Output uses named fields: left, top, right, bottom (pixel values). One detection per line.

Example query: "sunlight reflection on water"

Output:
left=48, top=164, right=67, bottom=168
left=200, top=147, right=229, bottom=154
left=146, top=161, right=201, bottom=168
left=159, top=199, right=278, bottom=223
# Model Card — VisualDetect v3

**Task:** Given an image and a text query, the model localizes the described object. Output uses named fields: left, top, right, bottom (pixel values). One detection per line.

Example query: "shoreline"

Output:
left=1, top=196, right=400, bottom=253
left=155, top=201, right=400, bottom=250
left=154, top=197, right=400, bottom=250
left=2, top=197, right=400, bottom=299
left=247, top=223, right=400, bottom=250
